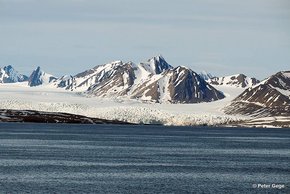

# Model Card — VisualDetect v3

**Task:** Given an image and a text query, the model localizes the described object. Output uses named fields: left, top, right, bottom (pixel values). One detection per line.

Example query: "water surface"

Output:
left=0, top=123, right=289, bottom=193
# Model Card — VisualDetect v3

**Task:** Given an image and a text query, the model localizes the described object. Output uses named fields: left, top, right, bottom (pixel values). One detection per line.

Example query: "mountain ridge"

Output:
left=0, top=57, right=286, bottom=108
left=208, top=74, right=259, bottom=88
left=53, top=56, right=225, bottom=103
left=28, top=66, right=57, bottom=87
left=224, top=71, right=290, bottom=117
left=0, top=65, right=28, bottom=83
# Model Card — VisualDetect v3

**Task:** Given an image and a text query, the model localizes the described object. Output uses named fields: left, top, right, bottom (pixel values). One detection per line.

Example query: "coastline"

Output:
left=0, top=109, right=133, bottom=125
left=1, top=109, right=289, bottom=128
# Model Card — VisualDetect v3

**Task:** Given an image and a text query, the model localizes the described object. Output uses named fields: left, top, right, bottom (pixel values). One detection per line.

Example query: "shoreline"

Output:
left=1, top=109, right=289, bottom=128
left=0, top=109, right=133, bottom=125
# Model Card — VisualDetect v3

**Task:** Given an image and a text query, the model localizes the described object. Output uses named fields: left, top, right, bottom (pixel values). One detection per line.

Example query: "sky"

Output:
left=0, top=0, right=290, bottom=79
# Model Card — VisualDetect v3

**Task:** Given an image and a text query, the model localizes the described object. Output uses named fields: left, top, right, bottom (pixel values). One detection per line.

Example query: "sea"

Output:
left=0, top=123, right=289, bottom=194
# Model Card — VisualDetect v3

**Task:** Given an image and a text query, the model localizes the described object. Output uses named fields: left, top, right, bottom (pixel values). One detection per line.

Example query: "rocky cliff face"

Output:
left=131, top=66, right=224, bottom=103
left=28, top=66, right=57, bottom=87
left=87, top=61, right=136, bottom=97
left=53, top=55, right=225, bottom=103
left=224, top=71, right=290, bottom=117
left=0, top=65, right=28, bottom=83
left=142, top=55, right=173, bottom=74
left=167, top=67, right=224, bottom=103
left=86, top=57, right=225, bottom=103
left=209, top=74, right=259, bottom=88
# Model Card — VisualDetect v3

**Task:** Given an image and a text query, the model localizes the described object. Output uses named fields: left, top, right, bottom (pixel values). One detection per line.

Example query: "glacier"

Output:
left=0, top=82, right=247, bottom=126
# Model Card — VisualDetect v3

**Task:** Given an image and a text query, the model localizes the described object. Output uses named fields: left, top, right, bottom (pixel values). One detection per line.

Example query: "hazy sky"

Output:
left=0, top=0, right=290, bottom=79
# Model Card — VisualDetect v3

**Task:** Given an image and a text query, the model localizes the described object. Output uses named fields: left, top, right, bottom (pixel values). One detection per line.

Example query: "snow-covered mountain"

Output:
left=199, top=71, right=214, bottom=81
left=141, top=55, right=173, bottom=74
left=53, top=55, right=225, bottom=103
left=209, top=74, right=259, bottom=88
left=53, top=60, right=134, bottom=92
left=129, top=66, right=224, bottom=103
left=1, top=61, right=289, bottom=127
left=28, top=66, right=57, bottom=87
left=86, top=61, right=137, bottom=97
left=224, top=71, right=290, bottom=117
left=0, top=65, right=28, bottom=83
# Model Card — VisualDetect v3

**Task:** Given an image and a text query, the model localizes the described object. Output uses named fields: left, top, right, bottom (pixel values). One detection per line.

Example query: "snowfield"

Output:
left=0, top=82, right=248, bottom=126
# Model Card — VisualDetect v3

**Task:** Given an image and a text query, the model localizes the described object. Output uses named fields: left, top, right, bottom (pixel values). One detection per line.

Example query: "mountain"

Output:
left=28, top=66, right=57, bottom=87
left=209, top=74, right=259, bottom=88
left=53, top=56, right=225, bottom=103
left=86, top=61, right=137, bottom=97
left=199, top=71, right=214, bottom=81
left=224, top=71, right=290, bottom=117
left=55, top=75, right=74, bottom=90
left=53, top=60, right=135, bottom=92
left=53, top=56, right=173, bottom=92
left=0, top=65, right=28, bottom=83
left=86, top=57, right=225, bottom=103
left=130, top=66, right=224, bottom=103
left=141, top=55, right=173, bottom=74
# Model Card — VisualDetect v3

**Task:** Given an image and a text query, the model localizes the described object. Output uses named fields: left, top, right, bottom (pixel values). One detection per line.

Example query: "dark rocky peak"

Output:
left=224, top=71, right=290, bottom=117
left=75, top=61, right=124, bottom=78
left=0, top=65, right=28, bottom=83
left=28, top=66, right=57, bottom=87
left=234, top=73, right=246, bottom=80
left=235, top=84, right=290, bottom=107
left=167, top=66, right=224, bottom=103
left=56, top=75, right=74, bottom=89
left=209, top=73, right=259, bottom=88
left=233, top=74, right=258, bottom=88
left=75, top=68, right=96, bottom=78
left=167, top=66, right=203, bottom=86
left=86, top=61, right=136, bottom=96
left=142, top=55, right=173, bottom=74
left=262, top=71, right=290, bottom=90
left=3, top=65, right=14, bottom=72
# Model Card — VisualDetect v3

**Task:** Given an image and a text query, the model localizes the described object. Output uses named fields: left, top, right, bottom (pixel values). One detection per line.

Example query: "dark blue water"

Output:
left=0, top=123, right=289, bottom=194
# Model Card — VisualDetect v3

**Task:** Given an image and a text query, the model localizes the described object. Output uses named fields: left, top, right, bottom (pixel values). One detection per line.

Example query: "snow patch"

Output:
left=0, top=83, right=247, bottom=126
